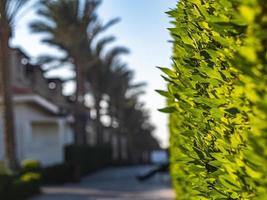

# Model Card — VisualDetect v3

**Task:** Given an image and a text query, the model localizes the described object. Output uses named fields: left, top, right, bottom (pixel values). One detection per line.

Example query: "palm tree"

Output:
left=107, top=64, right=145, bottom=127
left=121, top=98, right=159, bottom=163
left=106, top=65, right=131, bottom=127
left=104, top=64, right=147, bottom=161
left=31, top=0, right=119, bottom=145
left=86, top=42, right=129, bottom=144
left=0, top=0, right=28, bottom=171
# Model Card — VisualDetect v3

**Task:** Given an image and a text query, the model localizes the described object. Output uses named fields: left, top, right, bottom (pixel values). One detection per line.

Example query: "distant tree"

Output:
left=120, top=97, right=159, bottom=162
left=86, top=42, right=129, bottom=144
left=0, top=0, right=28, bottom=171
left=104, top=63, right=155, bottom=161
left=31, top=0, right=119, bottom=145
left=107, top=64, right=145, bottom=129
left=106, top=64, right=134, bottom=130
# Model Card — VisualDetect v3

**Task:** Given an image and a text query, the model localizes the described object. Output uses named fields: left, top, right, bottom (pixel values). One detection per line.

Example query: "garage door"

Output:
left=27, top=122, right=63, bottom=166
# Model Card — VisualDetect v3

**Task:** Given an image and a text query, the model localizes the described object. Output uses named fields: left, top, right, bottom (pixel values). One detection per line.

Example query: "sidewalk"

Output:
left=32, top=165, right=175, bottom=200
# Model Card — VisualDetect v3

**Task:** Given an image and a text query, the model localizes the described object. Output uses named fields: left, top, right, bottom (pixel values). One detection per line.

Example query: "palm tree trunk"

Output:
left=117, top=110, right=124, bottom=163
left=71, top=56, right=88, bottom=182
left=73, top=56, right=87, bottom=145
left=117, top=134, right=123, bottom=163
left=0, top=19, right=18, bottom=171
left=95, top=94, right=102, bottom=145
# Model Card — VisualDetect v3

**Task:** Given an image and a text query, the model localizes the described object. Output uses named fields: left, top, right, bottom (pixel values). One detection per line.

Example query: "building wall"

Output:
left=0, top=49, right=75, bottom=166
left=29, top=122, right=60, bottom=165
left=10, top=50, right=28, bottom=88
left=10, top=49, right=68, bottom=109
left=0, top=102, right=74, bottom=166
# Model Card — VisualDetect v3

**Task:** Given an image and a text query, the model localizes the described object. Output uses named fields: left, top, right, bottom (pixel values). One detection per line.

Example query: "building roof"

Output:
left=12, top=86, right=33, bottom=95
left=0, top=94, right=59, bottom=115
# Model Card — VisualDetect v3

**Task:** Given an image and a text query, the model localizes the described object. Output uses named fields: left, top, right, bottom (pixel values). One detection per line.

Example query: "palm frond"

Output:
left=30, top=21, right=55, bottom=33
left=35, top=54, right=69, bottom=66
left=95, top=36, right=116, bottom=56
left=105, top=47, right=130, bottom=67
left=102, top=18, right=120, bottom=31
left=0, top=0, right=29, bottom=27
left=89, top=18, right=120, bottom=41
left=82, top=0, right=101, bottom=23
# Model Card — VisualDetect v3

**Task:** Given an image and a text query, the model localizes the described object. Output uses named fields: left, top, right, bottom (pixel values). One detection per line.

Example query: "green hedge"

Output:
left=160, top=0, right=267, bottom=199
left=65, top=145, right=112, bottom=175
left=40, top=145, right=112, bottom=184
left=0, top=173, right=41, bottom=199
left=0, top=160, right=41, bottom=199
left=42, top=163, right=72, bottom=184
left=21, top=159, right=42, bottom=174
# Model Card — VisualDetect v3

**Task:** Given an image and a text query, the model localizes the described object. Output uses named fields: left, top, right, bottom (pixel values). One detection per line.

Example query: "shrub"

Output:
left=161, top=0, right=267, bottom=199
left=21, top=160, right=42, bottom=174
left=65, top=145, right=112, bottom=175
left=0, top=160, right=42, bottom=199
left=20, top=172, right=41, bottom=183
left=17, top=172, right=41, bottom=198
left=0, top=161, right=11, bottom=175
left=42, top=163, right=72, bottom=184
left=0, top=172, right=41, bottom=200
left=0, top=174, right=13, bottom=199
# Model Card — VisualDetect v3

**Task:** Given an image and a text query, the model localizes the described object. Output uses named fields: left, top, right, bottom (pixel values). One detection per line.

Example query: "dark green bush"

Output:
left=17, top=172, right=41, bottom=198
left=65, top=145, right=112, bottom=175
left=21, top=159, right=42, bottom=174
left=0, top=160, right=41, bottom=199
left=0, top=172, right=41, bottom=200
left=161, top=0, right=267, bottom=199
left=42, top=163, right=72, bottom=184
left=41, top=145, right=112, bottom=184
left=0, top=174, right=13, bottom=199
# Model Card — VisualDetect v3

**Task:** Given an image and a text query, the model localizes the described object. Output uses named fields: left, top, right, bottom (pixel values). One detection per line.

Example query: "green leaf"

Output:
left=158, top=106, right=176, bottom=113
left=239, top=5, right=255, bottom=23
left=239, top=46, right=257, bottom=62
left=158, top=67, right=177, bottom=78
left=155, top=90, right=171, bottom=98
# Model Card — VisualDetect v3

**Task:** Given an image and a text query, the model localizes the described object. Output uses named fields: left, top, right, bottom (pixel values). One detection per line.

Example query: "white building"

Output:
left=0, top=49, right=74, bottom=166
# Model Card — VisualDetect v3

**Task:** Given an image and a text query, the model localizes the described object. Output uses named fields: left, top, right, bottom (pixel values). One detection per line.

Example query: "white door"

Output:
left=27, top=122, right=63, bottom=166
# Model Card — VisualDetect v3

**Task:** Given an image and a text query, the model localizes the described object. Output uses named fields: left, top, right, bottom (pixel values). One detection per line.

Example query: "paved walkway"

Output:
left=31, top=165, right=175, bottom=200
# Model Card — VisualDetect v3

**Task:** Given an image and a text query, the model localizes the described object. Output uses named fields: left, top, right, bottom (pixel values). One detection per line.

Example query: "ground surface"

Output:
left=31, top=165, right=175, bottom=200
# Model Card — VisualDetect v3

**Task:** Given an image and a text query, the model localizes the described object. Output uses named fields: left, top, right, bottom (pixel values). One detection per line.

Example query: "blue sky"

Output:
left=12, top=0, right=177, bottom=147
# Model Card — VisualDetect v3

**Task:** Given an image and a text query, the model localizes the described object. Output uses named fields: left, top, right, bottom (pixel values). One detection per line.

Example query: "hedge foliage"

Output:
left=160, top=0, right=267, bottom=199
left=65, top=145, right=112, bottom=175
left=0, top=161, right=41, bottom=200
